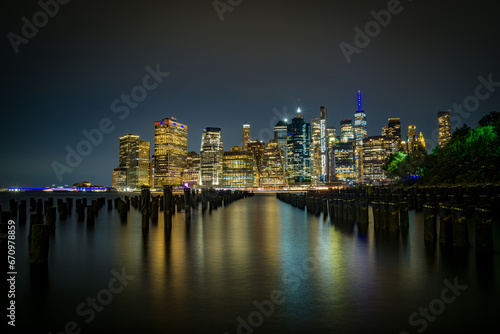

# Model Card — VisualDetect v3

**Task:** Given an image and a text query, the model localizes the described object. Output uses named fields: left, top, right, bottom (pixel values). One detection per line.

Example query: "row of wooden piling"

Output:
left=276, top=184, right=498, bottom=252
left=0, top=188, right=254, bottom=266
left=134, top=187, right=254, bottom=230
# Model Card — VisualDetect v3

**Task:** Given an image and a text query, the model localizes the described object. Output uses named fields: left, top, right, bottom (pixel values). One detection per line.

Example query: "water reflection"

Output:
left=3, top=192, right=497, bottom=334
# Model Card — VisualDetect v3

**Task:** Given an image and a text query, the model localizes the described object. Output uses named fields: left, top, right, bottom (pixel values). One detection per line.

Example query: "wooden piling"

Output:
left=19, top=200, right=27, bottom=224
left=451, top=205, right=468, bottom=248
left=30, top=224, right=50, bottom=265
left=45, top=207, right=57, bottom=233
left=389, top=202, right=399, bottom=232
left=86, top=206, right=95, bottom=225
left=184, top=188, right=192, bottom=223
left=163, top=186, right=173, bottom=230
left=399, top=200, right=409, bottom=228
left=141, top=188, right=150, bottom=231
left=475, top=206, right=493, bottom=252
left=423, top=203, right=437, bottom=242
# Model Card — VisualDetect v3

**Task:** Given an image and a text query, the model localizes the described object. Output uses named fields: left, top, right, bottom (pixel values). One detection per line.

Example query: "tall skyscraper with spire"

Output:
left=311, top=106, right=328, bottom=184
left=287, top=107, right=311, bottom=185
left=354, top=90, right=367, bottom=145
left=353, top=90, right=367, bottom=179
left=242, top=121, right=251, bottom=149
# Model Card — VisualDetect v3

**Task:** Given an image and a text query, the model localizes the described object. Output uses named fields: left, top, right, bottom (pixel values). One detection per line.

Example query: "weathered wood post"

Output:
left=389, top=201, right=400, bottom=232
left=439, top=204, right=453, bottom=246
left=184, top=187, right=192, bottom=223
left=151, top=196, right=159, bottom=223
left=141, top=188, right=150, bottom=231
left=322, top=198, right=328, bottom=218
left=9, top=199, right=18, bottom=218
left=380, top=201, right=389, bottom=229
left=399, top=199, right=409, bottom=228
left=451, top=205, right=468, bottom=248
left=423, top=203, right=437, bottom=242
left=66, top=198, right=73, bottom=213
left=19, top=200, right=27, bottom=224
left=30, top=224, right=50, bottom=265
left=358, top=198, right=369, bottom=232
left=29, top=198, right=36, bottom=211
left=45, top=207, right=57, bottom=233
left=86, top=206, right=95, bottom=225
left=28, top=213, right=43, bottom=242
left=163, top=185, right=173, bottom=230
left=347, top=199, right=355, bottom=223
left=372, top=200, right=381, bottom=229
left=107, top=199, right=113, bottom=211
left=475, top=206, right=493, bottom=252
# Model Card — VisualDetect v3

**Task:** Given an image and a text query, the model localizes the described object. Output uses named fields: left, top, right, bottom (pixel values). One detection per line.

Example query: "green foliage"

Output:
left=384, top=146, right=426, bottom=181
left=385, top=111, right=500, bottom=185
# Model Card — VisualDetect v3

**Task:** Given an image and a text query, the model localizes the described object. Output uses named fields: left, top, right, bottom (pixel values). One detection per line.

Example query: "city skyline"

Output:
left=2, top=0, right=499, bottom=187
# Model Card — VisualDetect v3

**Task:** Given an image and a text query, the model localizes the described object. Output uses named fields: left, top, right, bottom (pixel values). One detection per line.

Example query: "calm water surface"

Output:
left=3, top=192, right=499, bottom=334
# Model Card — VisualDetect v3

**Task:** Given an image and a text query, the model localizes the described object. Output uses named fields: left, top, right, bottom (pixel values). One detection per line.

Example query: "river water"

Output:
left=3, top=192, right=499, bottom=334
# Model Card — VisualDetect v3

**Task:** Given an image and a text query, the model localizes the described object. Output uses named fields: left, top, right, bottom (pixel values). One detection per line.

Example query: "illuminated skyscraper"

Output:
left=247, top=140, right=266, bottom=186
left=326, top=126, right=337, bottom=182
left=438, top=110, right=451, bottom=147
left=183, top=151, right=200, bottom=187
left=407, top=125, right=417, bottom=153
left=418, top=132, right=426, bottom=150
left=311, top=106, right=327, bottom=184
left=340, top=119, right=354, bottom=143
left=153, top=118, right=187, bottom=187
left=354, top=90, right=367, bottom=146
left=274, top=119, right=288, bottom=172
left=223, top=146, right=254, bottom=188
left=381, top=125, right=389, bottom=137
left=311, top=118, right=321, bottom=185
left=387, top=118, right=401, bottom=141
left=287, top=109, right=311, bottom=185
left=362, top=136, right=392, bottom=182
left=200, top=127, right=224, bottom=187
left=113, top=133, right=150, bottom=190
left=260, top=139, right=285, bottom=187
left=331, top=141, right=356, bottom=181
left=242, top=122, right=251, bottom=149
left=386, top=118, right=402, bottom=152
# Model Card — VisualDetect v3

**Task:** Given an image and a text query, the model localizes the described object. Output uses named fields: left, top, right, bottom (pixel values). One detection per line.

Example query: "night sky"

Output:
left=2, top=0, right=499, bottom=187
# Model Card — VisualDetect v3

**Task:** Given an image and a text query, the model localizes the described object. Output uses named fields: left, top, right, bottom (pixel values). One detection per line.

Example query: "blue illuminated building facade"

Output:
left=286, top=110, right=311, bottom=185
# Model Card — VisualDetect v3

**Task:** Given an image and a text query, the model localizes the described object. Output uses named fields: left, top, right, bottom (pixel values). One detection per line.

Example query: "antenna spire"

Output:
left=357, top=90, right=362, bottom=111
